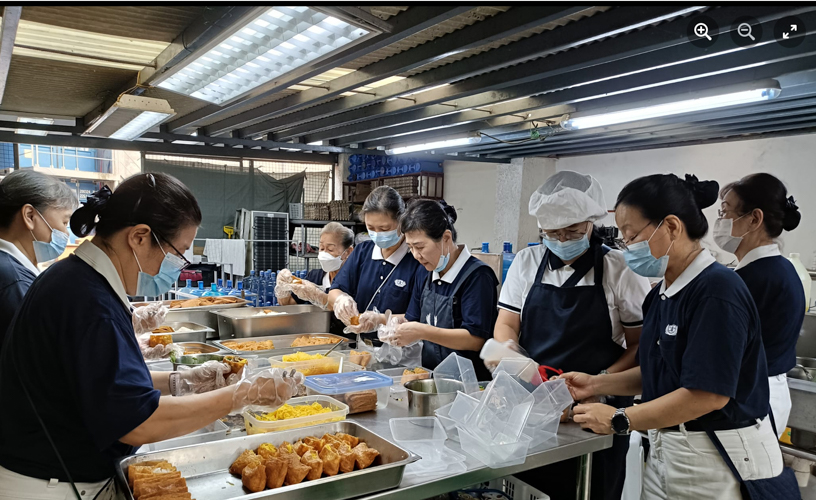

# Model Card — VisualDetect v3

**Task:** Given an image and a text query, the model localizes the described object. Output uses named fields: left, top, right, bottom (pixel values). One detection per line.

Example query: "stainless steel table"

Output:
left=349, top=389, right=613, bottom=500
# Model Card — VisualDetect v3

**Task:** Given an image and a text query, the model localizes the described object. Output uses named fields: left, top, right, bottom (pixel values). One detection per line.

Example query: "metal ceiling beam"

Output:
left=166, top=5, right=473, bottom=133
left=242, top=5, right=704, bottom=139
left=298, top=7, right=816, bottom=145
left=202, top=6, right=592, bottom=136
left=0, top=6, right=22, bottom=105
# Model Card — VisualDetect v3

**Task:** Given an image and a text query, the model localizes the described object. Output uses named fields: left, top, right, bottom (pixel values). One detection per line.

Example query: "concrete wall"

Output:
left=443, top=160, right=500, bottom=251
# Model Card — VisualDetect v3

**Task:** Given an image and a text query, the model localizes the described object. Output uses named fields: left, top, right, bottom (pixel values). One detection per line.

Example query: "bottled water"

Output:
left=190, top=281, right=206, bottom=297
left=202, top=283, right=223, bottom=297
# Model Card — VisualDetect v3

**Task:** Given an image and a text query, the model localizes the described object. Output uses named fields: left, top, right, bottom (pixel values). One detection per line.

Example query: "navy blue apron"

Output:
left=515, top=241, right=631, bottom=500
left=418, top=260, right=491, bottom=379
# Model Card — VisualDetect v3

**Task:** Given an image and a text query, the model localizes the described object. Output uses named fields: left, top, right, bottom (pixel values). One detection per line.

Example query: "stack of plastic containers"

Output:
left=389, top=416, right=466, bottom=477
left=433, top=352, right=479, bottom=395
left=524, top=379, right=574, bottom=448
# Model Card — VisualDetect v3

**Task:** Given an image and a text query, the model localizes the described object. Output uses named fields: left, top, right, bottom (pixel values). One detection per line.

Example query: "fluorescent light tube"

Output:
left=387, top=136, right=481, bottom=155
left=83, top=95, right=175, bottom=141
left=562, top=88, right=780, bottom=130
left=156, top=7, right=370, bottom=105
left=16, top=117, right=53, bottom=136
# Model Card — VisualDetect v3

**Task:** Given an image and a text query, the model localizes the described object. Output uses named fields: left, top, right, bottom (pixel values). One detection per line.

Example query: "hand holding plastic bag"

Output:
left=231, top=368, right=304, bottom=413
left=132, top=302, right=168, bottom=335
left=333, top=293, right=359, bottom=325
left=274, top=269, right=295, bottom=300
left=137, top=333, right=183, bottom=360
left=290, top=282, right=329, bottom=309
left=174, top=361, right=235, bottom=395
left=345, top=310, right=384, bottom=334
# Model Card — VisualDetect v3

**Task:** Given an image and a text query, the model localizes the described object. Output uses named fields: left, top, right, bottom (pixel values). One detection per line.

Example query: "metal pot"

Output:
left=405, top=378, right=463, bottom=417
left=789, top=358, right=816, bottom=381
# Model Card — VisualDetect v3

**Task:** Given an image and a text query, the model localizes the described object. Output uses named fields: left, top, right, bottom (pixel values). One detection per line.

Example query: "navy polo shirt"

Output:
left=637, top=251, right=769, bottom=423
left=0, top=255, right=160, bottom=482
left=330, top=240, right=423, bottom=314
left=0, top=252, right=37, bottom=348
left=292, top=268, right=327, bottom=305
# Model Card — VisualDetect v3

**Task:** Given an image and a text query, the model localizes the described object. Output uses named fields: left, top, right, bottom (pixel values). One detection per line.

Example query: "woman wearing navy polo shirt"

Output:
left=0, top=174, right=299, bottom=499
left=714, top=173, right=805, bottom=436
left=391, top=199, right=498, bottom=380
left=563, top=174, right=786, bottom=500
left=0, top=170, right=77, bottom=345
left=328, top=186, right=424, bottom=335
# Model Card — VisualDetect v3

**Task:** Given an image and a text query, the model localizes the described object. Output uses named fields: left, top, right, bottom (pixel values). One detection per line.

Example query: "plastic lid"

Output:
left=304, top=371, right=393, bottom=394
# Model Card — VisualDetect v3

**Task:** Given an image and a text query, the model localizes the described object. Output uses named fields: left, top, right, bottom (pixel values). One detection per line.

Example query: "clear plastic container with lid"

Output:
left=268, top=351, right=354, bottom=376
left=242, top=395, right=348, bottom=435
left=304, top=371, right=393, bottom=413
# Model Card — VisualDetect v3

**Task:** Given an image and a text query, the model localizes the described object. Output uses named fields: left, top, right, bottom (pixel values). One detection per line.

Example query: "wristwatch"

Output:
left=611, top=408, right=631, bottom=435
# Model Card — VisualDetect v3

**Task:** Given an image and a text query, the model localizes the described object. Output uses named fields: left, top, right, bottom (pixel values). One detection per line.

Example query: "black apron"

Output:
left=515, top=242, right=631, bottom=500
left=417, top=261, right=491, bottom=379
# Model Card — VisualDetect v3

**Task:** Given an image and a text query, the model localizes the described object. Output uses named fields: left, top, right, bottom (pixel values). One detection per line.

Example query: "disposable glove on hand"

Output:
left=231, top=368, right=304, bottom=413
left=175, top=361, right=234, bottom=395
left=290, top=282, right=329, bottom=309
left=137, top=333, right=182, bottom=360
left=274, top=269, right=295, bottom=300
left=345, top=310, right=384, bottom=335
left=132, top=302, right=169, bottom=335
left=333, top=293, right=359, bottom=325
left=484, top=339, right=530, bottom=373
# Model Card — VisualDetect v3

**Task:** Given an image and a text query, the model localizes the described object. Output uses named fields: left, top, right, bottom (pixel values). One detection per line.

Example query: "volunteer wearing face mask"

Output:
left=0, top=173, right=301, bottom=500
left=391, top=199, right=499, bottom=379
left=493, top=171, right=650, bottom=500
left=715, top=173, right=804, bottom=436
left=562, top=174, right=789, bottom=500
left=328, top=186, right=424, bottom=336
left=276, top=222, right=354, bottom=335
left=0, top=170, right=77, bottom=345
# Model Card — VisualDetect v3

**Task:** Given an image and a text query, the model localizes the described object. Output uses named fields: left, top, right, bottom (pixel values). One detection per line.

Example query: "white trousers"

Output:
left=0, top=466, right=110, bottom=500
left=642, top=417, right=784, bottom=500
left=768, top=374, right=792, bottom=438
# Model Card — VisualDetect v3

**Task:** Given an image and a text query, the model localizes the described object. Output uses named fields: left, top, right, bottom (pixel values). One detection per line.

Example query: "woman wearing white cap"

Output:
left=494, top=171, right=651, bottom=500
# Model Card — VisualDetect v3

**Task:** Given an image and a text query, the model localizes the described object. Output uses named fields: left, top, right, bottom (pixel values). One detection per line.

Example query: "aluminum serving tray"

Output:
left=117, top=421, right=418, bottom=500
left=214, top=305, right=331, bottom=339
left=176, top=342, right=228, bottom=355
left=150, top=322, right=214, bottom=343
left=212, top=334, right=347, bottom=357
left=131, top=298, right=250, bottom=312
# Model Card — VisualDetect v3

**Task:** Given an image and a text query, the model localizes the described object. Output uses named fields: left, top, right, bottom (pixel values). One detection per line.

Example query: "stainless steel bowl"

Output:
left=789, top=357, right=816, bottom=381
left=404, top=378, right=464, bottom=417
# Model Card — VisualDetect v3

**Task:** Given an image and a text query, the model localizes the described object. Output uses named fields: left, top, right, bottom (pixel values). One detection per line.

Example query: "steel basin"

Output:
left=404, top=378, right=463, bottom=417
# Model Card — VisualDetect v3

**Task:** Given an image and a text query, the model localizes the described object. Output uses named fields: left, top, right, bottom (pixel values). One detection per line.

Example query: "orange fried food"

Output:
left=279, top=441, right=295, bottom=455
left=140, top=494, right=191, bottom=500
left=283, top=454, right=310, bottom=485
left=302, top=436, right=325, bottom=452
left=319, top=443, right=340, bottom=476
left=301, top=450, right=323, bottom=481
left=128, top=462, right=176, bottom=487
left=337, top=442, right=356, bottom=473
left=353, top=442, right=379, bottom=470
left=349, top=350, right=371, bottom=368
left=229, top=449, right=258, bottom=476
left=294, top=440, right=313, bottom=457
left=132, top=472, right=181, bottom=497
left=256, top=443, right=278, bottom=460
left=292, top=277, right=303, bottom=284
left=335, top=432, right=359, bottom=448
left=241, top=456, right=267, bottom=493
left=151, top=326, right=175, bottom=334
left=349, top=315, right=360, bottom=326
left=265, top=456, right=289, bottom=489
left=291, top=335, right=341, bottom=348
left=134, top=477, right=187, bottom=499
left=148, top=334, right=173, bottom=348
left=221, top=339, right=276, bottom=352
left=223, top=355, right=247, bottom=375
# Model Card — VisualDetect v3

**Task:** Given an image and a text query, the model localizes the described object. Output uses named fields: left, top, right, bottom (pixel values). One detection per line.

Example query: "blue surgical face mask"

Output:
left=435, top=241, right=451, bottom=273
left=368, top=229, right=401, bottom=249
left=622, top=221, right=674, bottom=278
left=543, top=232, right=590, bottom=262
left=31, top=210, right=69, bottom=263
left=133, top=233, right=186, bottom=297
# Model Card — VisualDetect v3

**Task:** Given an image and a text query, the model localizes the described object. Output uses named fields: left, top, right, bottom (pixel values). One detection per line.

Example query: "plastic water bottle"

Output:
left=502, top=241, right=515, bottom=284
left=269, top=272, right=277, bottom=306
left=481, top=242, right=490, bottom=253
left=202, top=283, right=222, bottom=297
left=228, top=281, right=243, bottom=297
left=527, top=242, right=540, bottom=247
left=190, top=281, right=206, bottom=297
left=225, top=279, right=233, bottom=294
left=179, top=279, right=194, bottom=295
left=259, top=271, right=268, bottom=307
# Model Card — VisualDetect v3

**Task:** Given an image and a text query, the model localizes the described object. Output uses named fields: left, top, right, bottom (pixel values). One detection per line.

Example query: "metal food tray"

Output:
left=149, top=322, right=215, bottom=343
left=170, top=353, right=256, bottom=371
left=131, top=297, right=250, bottom=312
left=176, top=342, right=228, bottom=355
left=117, top=421, right=418, bottom=500
left=212, top=334, right=347, bottom=357
left=213, top=305, right=331, bottom=339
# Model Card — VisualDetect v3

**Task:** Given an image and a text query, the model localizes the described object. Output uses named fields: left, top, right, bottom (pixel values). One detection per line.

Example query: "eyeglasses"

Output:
left=717, top=209, right=747, bottom=219
left=613, top=222, right=653, bottom=251
left=540, top=222, right=591, bottom=242
left=155, top=231, right=192, bottom=270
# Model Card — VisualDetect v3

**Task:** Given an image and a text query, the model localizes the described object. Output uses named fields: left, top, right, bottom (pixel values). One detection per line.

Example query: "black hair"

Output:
left=615, top=173, right=718, bottom=240
left=70, top=172, right=202, bottom=243
left=720, top=173, right=800, bottom=238
left=0, top=169, right=78, bottom=228
left=362, top=186, right=405, bottom=221
left=400, top=198, right=458, bottom=242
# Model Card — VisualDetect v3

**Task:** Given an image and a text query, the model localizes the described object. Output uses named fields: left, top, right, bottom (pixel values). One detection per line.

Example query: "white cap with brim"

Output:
left=528, top=171, right=608, bottom=230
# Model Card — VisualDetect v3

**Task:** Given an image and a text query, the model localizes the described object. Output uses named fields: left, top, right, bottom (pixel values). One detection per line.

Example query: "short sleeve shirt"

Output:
left=330, top=240, right=423, bottom=315
left=0, top=251, right=37, bottom=348
left=637, top=250, right=770, bottom=423
left=0, top=254, right=160, bottom=482
left=498, top=244, right=651, bottom=346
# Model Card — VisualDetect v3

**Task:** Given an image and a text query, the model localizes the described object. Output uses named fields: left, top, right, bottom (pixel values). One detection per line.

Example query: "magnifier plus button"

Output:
left=688, top=16, right=718, bottom=48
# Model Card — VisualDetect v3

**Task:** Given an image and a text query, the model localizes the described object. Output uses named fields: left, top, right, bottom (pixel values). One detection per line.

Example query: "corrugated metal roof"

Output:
left=368, top=6, right=410, bottom=21
left=19, top=6, right=207, bottom=43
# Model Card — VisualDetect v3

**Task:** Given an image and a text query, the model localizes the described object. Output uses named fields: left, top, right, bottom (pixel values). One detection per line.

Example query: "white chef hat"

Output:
left=528, top=171, right=608, bottom=229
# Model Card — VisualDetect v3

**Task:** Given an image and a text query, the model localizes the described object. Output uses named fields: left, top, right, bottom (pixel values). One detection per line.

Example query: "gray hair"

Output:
left=362, top=185, right=405, bottom=221
left=321, top=221, right=354, bottom=249
left=0, top=170, right=78, bottom=228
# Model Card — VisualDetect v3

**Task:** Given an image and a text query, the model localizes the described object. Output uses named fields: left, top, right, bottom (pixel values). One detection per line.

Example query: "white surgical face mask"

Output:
left=713, top=214, right=749, bottom=255
left=318, top=249, right=347, bottom=273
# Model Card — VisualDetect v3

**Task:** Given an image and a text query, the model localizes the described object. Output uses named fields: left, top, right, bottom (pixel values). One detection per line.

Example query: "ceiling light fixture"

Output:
left=15, top=117, right=54, bottom=136
left=562, top=86, right=780, bottom=130
left=83, top=95, right=175, bottom=141
left=386, top=135, right=482, bottom=155
left=154, top=7, right=371, bottom=105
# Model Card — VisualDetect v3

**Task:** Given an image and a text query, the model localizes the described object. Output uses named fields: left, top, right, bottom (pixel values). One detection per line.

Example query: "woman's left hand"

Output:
left=572, top=403, right=617, bottom=434
left=392, top=321, right=425, bottom=347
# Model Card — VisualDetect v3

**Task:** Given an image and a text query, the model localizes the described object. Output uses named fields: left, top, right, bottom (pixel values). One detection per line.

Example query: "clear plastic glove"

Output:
left=333, top=293, right=359, bottom=325
left=137, top=333, right=183, bottom=360
left=274, top=269, right=295, bottom=300
left=345, top=310, right=384, bottom=335
left=377, top=312, right=407, bottom=343
left=483, top=338, right=530, bottom=373
left=132, top=302, right=169, bottom=335
left=231, top=368, right=304, bottom=413
left=290, top=282, right=329, bottom=309
left=175, top=361, right=234, bottom=395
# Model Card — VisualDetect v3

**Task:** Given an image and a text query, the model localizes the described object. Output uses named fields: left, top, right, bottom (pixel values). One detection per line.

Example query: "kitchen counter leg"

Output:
left=576, top=453, right=592, bottom=500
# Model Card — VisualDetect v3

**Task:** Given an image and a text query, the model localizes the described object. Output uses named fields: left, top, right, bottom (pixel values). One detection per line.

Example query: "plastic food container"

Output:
left=304, top=371, right=393, bottom=414
left=269, top=352, right=351, bottom=376
left=433, top=352, right=479, bottom=394
left=458, top=426, right=532, bottom=468
left=389, top=416, right=448, bottom=466
left=242, top=395, right=348, bottom=435
left=376, top=367, right=431, bottom=386
left=435, top=390, right=484, bottom=442
left=137, top=420, right=229, bottom=453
